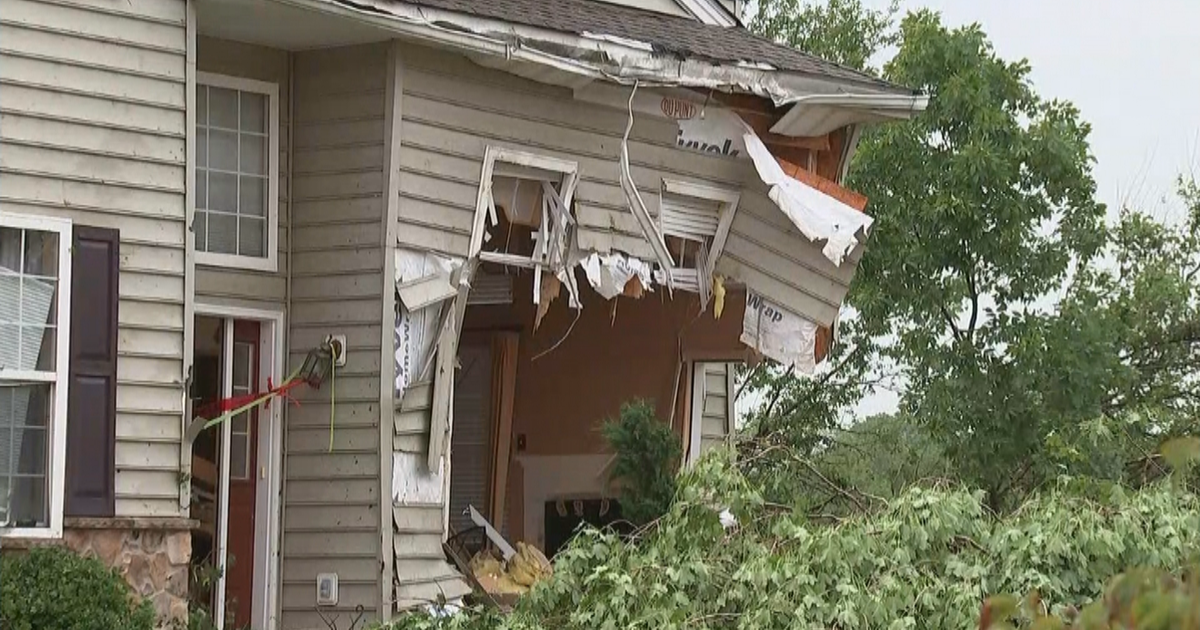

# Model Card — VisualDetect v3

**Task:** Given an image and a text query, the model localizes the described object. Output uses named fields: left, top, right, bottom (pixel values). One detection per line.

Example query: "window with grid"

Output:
left=195, top=74, right=278, bottom=271
left=229, top=341, right=253, bottom=480
left=0, top=214, right=71, bottom=532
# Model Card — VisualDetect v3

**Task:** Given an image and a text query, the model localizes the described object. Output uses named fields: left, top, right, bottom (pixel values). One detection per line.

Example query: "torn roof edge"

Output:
left=303, top=0, right=925, bottom=109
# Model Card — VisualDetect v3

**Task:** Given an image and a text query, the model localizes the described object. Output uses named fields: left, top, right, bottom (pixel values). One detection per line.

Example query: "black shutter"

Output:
left=64, top=226, right=119, bottom=517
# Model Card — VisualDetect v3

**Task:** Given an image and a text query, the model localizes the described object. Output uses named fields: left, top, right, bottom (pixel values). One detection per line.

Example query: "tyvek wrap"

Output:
left=741, top=291, right=819, bottom=374
left=394, top=248, right=460, bottom=399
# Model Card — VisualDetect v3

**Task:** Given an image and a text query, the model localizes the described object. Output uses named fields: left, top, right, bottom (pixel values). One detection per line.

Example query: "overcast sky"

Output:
left=852, top=0, right=1200, bottom=416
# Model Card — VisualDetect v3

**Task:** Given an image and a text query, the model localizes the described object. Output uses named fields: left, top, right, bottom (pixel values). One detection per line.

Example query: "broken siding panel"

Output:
left=283, top=43, right=387, bottom=625
left=0, top=0, right=187, bottom=517
left=195, top=38, right=290, bottom=310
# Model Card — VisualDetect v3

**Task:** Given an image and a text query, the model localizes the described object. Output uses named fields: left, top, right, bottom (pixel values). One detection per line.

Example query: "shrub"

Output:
left=600, top=399, right=682, bottom=525
left=0, top=546, right=155, bottom=630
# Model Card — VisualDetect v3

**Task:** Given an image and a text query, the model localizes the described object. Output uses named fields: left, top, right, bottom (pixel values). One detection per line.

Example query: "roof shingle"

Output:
left=384, top=0, right=913, bottom=93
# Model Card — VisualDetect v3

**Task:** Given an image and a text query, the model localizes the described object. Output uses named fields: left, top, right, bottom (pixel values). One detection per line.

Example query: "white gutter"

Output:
left=771, top=93, right=931, bottom=136
left=272, top=0, right=919, bottom=106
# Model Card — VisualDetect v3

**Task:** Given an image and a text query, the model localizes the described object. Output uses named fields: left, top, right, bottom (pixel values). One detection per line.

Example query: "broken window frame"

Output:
left=470, top=147, right=582, bottom=309
left=656, top=179, right=740, bottom=308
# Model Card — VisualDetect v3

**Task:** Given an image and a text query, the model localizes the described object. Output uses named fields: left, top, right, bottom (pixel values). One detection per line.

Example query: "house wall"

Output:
left=0, top=0, right=188, bottom=517
left=194, top=37, right=290, bottom=312
left=392, top=43, right=855, bottom=329
left=284, top=42, right=388, bottom=629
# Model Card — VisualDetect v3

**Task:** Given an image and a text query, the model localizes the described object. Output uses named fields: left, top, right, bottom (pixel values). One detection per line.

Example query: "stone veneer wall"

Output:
left=2, top=517, right=195, bottom=628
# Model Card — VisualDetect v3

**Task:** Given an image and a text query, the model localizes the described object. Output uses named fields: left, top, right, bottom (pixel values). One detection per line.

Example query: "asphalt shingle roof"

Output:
left=388, top=0, right=915, bottom=94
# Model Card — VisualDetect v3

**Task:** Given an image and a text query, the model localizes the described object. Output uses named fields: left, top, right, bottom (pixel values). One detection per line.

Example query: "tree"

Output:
left=749, top=0, right=898, bottom=72
left=744, top=7, right=1199, bottom=511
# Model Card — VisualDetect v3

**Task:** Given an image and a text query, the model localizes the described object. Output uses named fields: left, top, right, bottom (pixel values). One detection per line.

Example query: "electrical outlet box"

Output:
left=327, top=334, right=348, bottom=367
left=316, top=573, right=338, bottom=606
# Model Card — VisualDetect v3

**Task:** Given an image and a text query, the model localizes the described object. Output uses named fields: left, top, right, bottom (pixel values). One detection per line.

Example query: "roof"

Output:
left=389, top=0, right=916, bottom=94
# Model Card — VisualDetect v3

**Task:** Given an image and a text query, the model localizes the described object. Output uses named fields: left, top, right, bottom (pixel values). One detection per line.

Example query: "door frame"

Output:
left=194, top=302, right=285, bottom=630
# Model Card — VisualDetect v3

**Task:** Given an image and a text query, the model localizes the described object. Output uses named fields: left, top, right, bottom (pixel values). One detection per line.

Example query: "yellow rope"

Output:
left=328, top=353, right=336, bottom=453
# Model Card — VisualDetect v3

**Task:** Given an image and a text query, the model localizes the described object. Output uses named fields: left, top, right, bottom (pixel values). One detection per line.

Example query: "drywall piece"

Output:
left=741, top=290, right=819, bottom=374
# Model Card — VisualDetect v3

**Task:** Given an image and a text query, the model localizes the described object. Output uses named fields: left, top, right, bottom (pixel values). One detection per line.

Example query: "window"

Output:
left=195, top=73, right=279, bottom=272
left=0, top=213, right=71, bottom=536
left=471, top=147, right=581, bottom=306
left=229, top=341, right=253, bottom=480
left=687, top=361, right=738, bottom=465
left=657, top=179, right=739, bottom=303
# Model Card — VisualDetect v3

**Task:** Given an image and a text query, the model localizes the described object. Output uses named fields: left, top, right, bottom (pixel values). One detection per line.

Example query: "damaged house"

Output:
left=0, top=0, right=925, bottom=627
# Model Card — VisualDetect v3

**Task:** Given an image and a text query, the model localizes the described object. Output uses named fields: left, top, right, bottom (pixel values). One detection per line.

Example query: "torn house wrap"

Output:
left=741, top=290, right=820, bottom=374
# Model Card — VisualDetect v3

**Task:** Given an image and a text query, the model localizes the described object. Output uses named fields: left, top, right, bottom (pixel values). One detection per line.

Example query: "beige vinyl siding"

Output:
left=0, top=0, right=188, bottom=516
left=283, top=42, right=387, bottom=628
left=394, top=44, right=855, bottom=327
left=392, top=382, right=472, bottom=609
left=194, top=37, right=289, bottom=310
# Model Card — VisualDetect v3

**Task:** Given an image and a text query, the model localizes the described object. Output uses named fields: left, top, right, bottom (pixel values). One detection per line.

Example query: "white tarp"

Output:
left=741, top=291, right=819, bottom=374
left=394, top=248, right=460, bottom=399
left=741, top=126, right=873, bottom=267
left=581, top=252, right=655, bottom=300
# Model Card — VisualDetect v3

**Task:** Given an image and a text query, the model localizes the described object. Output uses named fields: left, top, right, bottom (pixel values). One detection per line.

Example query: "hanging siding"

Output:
left=194, top=37, right=289, bottom=310
left=284, top=43, right=386, bottom=629
left=394, top=44, right=857, bottom=327
left=0, top=0, right=188, bottom=516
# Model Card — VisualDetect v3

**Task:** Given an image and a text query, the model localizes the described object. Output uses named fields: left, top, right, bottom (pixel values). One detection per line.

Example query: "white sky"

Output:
left=848, top=0, right=1200, bottom=416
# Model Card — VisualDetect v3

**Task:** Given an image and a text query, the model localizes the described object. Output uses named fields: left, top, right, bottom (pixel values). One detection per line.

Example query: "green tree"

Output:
left=749, top=0, right=898, bottom=72
left=745, top=6, right=1199, bottom=510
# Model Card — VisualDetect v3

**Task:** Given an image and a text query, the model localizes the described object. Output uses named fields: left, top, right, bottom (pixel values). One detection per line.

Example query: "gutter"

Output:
left=269, top=0, right=926, bottom=111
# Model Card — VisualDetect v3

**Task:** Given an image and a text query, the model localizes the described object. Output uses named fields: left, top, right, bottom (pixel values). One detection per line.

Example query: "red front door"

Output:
left=225, top=320, right=260, bottom=628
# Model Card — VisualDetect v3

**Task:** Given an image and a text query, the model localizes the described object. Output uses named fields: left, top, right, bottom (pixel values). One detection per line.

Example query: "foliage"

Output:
left=600, top=400, right=682, bottom=525
left=0, top=546, right=156, bottom=630
left=376, top=452, right=1200, bottom=630
left=748, top=0, right=898, bottom=72
left=817, top=413, right=952, bottom=500
left=743, top=3, right=1200, bottom=512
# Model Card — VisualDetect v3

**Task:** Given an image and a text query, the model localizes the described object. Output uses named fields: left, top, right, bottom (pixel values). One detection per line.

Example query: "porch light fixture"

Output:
left=298, top=336, right=344, bottom=388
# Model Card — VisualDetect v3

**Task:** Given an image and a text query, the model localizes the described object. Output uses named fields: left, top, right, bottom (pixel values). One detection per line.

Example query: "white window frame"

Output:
left=471, top=146, right=581, bottom=307
left=0, top=211, right=73, bottom=539
left=194, top=72, right=280, bottom=273
left=687, top=360, right=738, bottom=466
left=657, top=178, right=740, bottom=290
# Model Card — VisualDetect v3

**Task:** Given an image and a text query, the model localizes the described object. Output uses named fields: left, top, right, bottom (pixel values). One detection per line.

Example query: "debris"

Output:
left=740, top=124, right=874, bottom=267
left=712, top=275, right=726, bottom=319
left=581, top=252, right=655, bottom=300
left=507, top=542, right=553, bottom=587
left=534, top=273, right=560, bottom=331
left=718, top=508, right=737, bottom=530
left=741, top=290, right=819, bottom=374
left=469, top=505, right=517, bottom=561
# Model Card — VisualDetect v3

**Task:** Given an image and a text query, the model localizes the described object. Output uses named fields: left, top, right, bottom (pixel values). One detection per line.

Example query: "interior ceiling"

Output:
left=197, top=0, right=392, bottom=50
